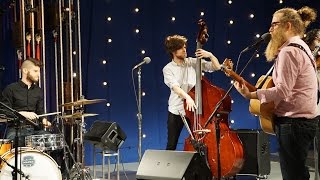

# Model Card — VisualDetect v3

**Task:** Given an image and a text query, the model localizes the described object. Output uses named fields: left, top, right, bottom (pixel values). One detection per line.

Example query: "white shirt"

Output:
left=162, top=57, right=216, bottom=115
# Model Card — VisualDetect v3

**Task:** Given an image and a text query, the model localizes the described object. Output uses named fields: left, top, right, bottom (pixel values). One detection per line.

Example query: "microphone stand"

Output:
left=137, top=67, right=143, bottom=162
left=0, top=102, right=38, bottom=180
left=204, top=49, right=260, bottom=180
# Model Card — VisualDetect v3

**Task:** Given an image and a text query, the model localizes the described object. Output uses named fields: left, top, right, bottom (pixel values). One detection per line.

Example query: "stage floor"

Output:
left=88, top=160, right=317, bottom=180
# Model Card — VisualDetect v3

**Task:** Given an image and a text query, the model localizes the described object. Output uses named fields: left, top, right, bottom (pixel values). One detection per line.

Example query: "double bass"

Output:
left=184, top=20, right=244, bottom=178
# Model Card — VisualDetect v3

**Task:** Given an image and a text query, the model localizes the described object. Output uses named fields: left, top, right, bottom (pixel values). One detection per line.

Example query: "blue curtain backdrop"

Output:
left=1, top=0, right=319, bottom=165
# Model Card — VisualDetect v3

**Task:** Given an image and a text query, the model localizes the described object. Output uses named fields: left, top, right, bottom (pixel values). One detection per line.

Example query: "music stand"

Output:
left=0, top=101, right=39, bottom=180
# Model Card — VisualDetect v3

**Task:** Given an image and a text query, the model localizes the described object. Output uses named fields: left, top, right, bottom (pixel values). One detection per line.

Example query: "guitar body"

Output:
left=249, top=75, right=275, bottom=135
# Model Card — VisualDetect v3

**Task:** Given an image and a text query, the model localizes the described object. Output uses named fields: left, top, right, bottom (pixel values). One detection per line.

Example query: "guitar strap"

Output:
left=288, top=43, right=319, bottom=104
left=287, top=43, right=316, bottom=71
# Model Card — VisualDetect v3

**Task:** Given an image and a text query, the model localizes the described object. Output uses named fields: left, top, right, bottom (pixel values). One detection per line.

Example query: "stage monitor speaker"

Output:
left=136, top=150, right=212, bottom=180
left=84, top=121, right=126, bottom=152
left=236, top=130, right=270, bottom=176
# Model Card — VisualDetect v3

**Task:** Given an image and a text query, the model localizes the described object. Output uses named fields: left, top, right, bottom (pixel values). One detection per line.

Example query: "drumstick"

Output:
left=38, top=112, right=61, bottom=117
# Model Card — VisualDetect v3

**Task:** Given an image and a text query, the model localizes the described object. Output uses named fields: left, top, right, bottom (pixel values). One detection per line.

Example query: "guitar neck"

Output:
left=222, top=66, right=257, bottom=92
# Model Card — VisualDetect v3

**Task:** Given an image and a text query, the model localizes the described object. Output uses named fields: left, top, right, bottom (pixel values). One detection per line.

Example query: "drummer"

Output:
left=1, top=58, right=51, bottom=146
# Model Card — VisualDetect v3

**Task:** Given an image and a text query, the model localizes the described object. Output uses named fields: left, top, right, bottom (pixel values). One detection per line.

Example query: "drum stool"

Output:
left=93, top=145, right=120, bottom=180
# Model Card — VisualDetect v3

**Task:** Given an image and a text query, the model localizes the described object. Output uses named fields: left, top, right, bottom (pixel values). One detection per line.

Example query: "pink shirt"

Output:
left=257, top=36, right=318, bottom=119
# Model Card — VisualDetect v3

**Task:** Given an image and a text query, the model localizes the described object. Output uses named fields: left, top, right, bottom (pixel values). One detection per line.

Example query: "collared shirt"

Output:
left=1, top=80, right=44, bottom=116
left=257, top=36, right=318, bottom=119
left=163, top=57, right=216, bottom=115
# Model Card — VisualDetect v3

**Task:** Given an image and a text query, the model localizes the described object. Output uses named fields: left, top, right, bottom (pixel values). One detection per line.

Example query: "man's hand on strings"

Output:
left=185, top=95, right=197, bottom=112
left=234, top=80, right=251, bottom=99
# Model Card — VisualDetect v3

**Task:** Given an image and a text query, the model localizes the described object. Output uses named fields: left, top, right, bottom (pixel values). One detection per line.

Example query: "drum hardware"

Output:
left=58, top=98, right=104, bottom=179
left=54, top=114, right=93, bottom=180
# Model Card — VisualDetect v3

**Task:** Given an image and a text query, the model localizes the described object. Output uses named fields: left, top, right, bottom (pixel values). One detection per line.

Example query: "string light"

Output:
left=279, top=0, right=283, bottom=4
left=142, top=134, right=146, bottom=138
left=102, top=60, right=107, bottom=64
left=231, top=100, right=234, bottom=104
left=228, top=0, right=232, bottom=4
left=230, top=120, right=234, bottom=124
left=229, top=20, right=234, bottom=25
left=141, top=50, right=146, bottom=54
left=200, top=12, right=205, bottom=16
left=135, top=29, right=140, bottom=33
left=227, top=40, right=231, bottom=44
left=142, top=92, right=146, bottom=96
left=134, top=8, right=139, bottom=13
left=256, top=34, right=260, bottom=38
left=249, top=14, right=255, bottom=19
left=231, top=80, right=234, bottom=84
left=106, top=17, right=112, bottom=22
left=73, top=73, right=77, bottom=77
left=171, top=17, right=176, bottom=22
left=103, top=81, right=108, bottom=86
left=251, top=73, right=256, bottom=77
left=106, top=102, right=111, bottom=107
left=107, top=38, right=112, bottom=43
left=256, top=54, right=260, bottom=58
left=73, top=51, right=77, bottom=55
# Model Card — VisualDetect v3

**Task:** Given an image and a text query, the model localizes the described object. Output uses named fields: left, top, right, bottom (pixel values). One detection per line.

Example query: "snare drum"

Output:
left=0, top=139, right=12, bottom=156
left=0, top=147, right=62, bottom=179
left=25, top=134, right=64, bottom=151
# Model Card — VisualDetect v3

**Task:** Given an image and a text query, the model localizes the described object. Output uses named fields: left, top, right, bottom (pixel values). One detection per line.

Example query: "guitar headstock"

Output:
left=197, top=19, right=208, bottom=45
left=222, top=58, right=234, bottom=76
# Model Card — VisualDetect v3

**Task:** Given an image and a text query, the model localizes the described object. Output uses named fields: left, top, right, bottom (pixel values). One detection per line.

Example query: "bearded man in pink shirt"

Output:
left=235, top=6, right=318, bottom=180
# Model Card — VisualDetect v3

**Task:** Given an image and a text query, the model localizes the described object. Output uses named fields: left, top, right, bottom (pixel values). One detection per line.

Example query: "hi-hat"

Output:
left=61, top=99, right=106, bottom=107
left=62, top=112, right=98, bottom=119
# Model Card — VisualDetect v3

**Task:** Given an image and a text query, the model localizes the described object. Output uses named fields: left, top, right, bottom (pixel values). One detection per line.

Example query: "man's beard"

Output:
left=265, top=29, right=287, bottom=61
left=27, top=72, right=39, bottom=83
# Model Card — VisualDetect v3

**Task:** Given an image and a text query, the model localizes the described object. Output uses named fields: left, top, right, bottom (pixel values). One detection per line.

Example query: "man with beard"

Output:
left=1, top=58, right=51, bottom=146
left=234, top=6, right=318, bottom=180
left=163, top=34, right=221, bottom=150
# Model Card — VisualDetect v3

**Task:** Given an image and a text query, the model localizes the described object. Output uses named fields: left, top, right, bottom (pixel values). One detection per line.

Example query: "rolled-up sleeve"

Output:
left=163, top=66, right=179, bottom=89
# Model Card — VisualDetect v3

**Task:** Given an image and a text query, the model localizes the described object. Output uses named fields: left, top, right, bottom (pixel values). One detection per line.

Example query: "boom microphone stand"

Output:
left=0, top=102, right=39, bottom=180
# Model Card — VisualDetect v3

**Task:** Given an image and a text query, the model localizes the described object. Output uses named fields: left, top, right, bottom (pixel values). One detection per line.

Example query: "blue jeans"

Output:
left=274, top=116, right=318, bottom=180
left=6, top=127, right=49, bottom=147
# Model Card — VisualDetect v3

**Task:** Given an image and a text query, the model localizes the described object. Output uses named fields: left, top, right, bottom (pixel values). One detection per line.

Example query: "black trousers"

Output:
left=166, top=112, right=190, bottom=150
left=274, top=116, right=318, bottom=180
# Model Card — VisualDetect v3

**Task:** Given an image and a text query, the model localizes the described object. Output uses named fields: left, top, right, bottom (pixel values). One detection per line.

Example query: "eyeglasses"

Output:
left=270, top=21, right=281, bottom=29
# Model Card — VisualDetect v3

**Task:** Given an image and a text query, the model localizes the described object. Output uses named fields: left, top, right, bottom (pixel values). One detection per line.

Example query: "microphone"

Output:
left=133, top=57, right=151, bottom=69
left=241, top=32, right=271, bottom=53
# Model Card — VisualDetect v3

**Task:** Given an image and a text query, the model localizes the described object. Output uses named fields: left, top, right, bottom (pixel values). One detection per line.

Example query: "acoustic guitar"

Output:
left=222, top=59, right=275, bottom=135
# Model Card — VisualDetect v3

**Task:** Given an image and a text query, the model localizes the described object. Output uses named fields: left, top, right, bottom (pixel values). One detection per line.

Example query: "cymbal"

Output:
left=62, top=112, right=98, bottom=119
left=61, top=99, right=106, bottom=107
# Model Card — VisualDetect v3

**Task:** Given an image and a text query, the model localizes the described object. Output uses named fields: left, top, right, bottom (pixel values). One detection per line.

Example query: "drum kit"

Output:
left=0, top=98, right=106, bottom=180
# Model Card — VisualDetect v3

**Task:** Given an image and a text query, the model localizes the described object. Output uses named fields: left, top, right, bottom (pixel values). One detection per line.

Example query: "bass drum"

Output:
left=0, top=147, right=62, bottom=180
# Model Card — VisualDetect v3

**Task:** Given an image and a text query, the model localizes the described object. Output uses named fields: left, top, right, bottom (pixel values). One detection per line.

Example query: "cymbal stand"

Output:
left=55, top=114, right=91, bottom=180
